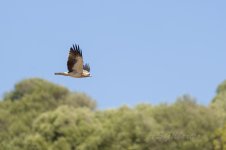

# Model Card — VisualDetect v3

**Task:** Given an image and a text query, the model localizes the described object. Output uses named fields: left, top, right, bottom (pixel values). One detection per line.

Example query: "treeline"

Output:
left=0, top=78, right=226, bottom=150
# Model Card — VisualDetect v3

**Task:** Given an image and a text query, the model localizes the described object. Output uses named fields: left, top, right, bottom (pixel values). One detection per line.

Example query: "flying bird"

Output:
left=55, top=44, right=91, bottom=78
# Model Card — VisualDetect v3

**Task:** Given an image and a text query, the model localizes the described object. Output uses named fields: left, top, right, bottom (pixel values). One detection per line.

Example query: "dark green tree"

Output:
left=211, top=80, right=226, bottom=124
left=0, top=78, right=96, bottom=149
left=0, top=78, right=224, bottom=150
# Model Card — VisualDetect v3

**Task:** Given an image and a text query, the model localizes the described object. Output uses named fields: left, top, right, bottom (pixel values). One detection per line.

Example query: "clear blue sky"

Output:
left=1, top=0, right=226, bottom=109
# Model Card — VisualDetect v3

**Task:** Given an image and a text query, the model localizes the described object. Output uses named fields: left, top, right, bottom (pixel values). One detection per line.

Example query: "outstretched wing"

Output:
left=83, top=63, right=90, bottom=72
left=67, top=44, right=83, bottom=73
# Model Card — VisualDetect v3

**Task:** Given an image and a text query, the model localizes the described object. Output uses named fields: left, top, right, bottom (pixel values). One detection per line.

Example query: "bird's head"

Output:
left=87, top=73, right=92, bottom=77
left=82, top=71, right=92, bottom=77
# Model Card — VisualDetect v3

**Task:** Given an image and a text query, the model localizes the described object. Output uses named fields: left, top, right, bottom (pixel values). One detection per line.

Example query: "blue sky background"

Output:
left=1, top=0, right=226, bottom=109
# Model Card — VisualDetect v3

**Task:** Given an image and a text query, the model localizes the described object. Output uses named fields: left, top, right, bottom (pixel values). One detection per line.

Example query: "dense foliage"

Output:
left=0, top=78, right=226, bottom=150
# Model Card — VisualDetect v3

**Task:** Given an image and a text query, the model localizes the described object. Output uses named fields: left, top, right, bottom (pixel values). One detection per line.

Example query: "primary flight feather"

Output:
left=55, top=44, right=91, bottom=78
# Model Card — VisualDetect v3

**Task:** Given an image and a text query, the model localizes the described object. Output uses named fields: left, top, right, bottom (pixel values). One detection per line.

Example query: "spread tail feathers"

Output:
left=54, top=72, right=68, bottom=76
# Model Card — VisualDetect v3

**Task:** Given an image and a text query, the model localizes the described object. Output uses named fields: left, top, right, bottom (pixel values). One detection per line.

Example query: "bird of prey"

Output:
left=55, top=44, right=91, bottom=78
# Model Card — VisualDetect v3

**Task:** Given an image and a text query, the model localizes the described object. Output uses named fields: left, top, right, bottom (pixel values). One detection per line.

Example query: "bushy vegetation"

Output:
left=0, top=78, right=226, bottom=150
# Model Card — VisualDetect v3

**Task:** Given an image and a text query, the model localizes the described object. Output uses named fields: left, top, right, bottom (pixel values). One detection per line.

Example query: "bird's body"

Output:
left=55, top=44, right=91, bottom=78
left=54, top=71, right=90, bottom=78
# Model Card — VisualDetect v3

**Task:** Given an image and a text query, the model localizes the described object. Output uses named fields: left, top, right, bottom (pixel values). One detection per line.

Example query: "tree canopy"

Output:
left=0, top=78, right=226, bottom=150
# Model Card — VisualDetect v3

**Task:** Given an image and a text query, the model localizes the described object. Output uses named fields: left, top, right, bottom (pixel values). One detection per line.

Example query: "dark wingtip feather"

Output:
left=83, top=63, right=90, bottom=72
left=70, top=43, right=82, bottom=57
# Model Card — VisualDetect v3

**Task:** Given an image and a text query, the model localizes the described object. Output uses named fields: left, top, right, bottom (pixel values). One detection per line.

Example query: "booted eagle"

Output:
left=55, top=44, right=91, bottom=78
